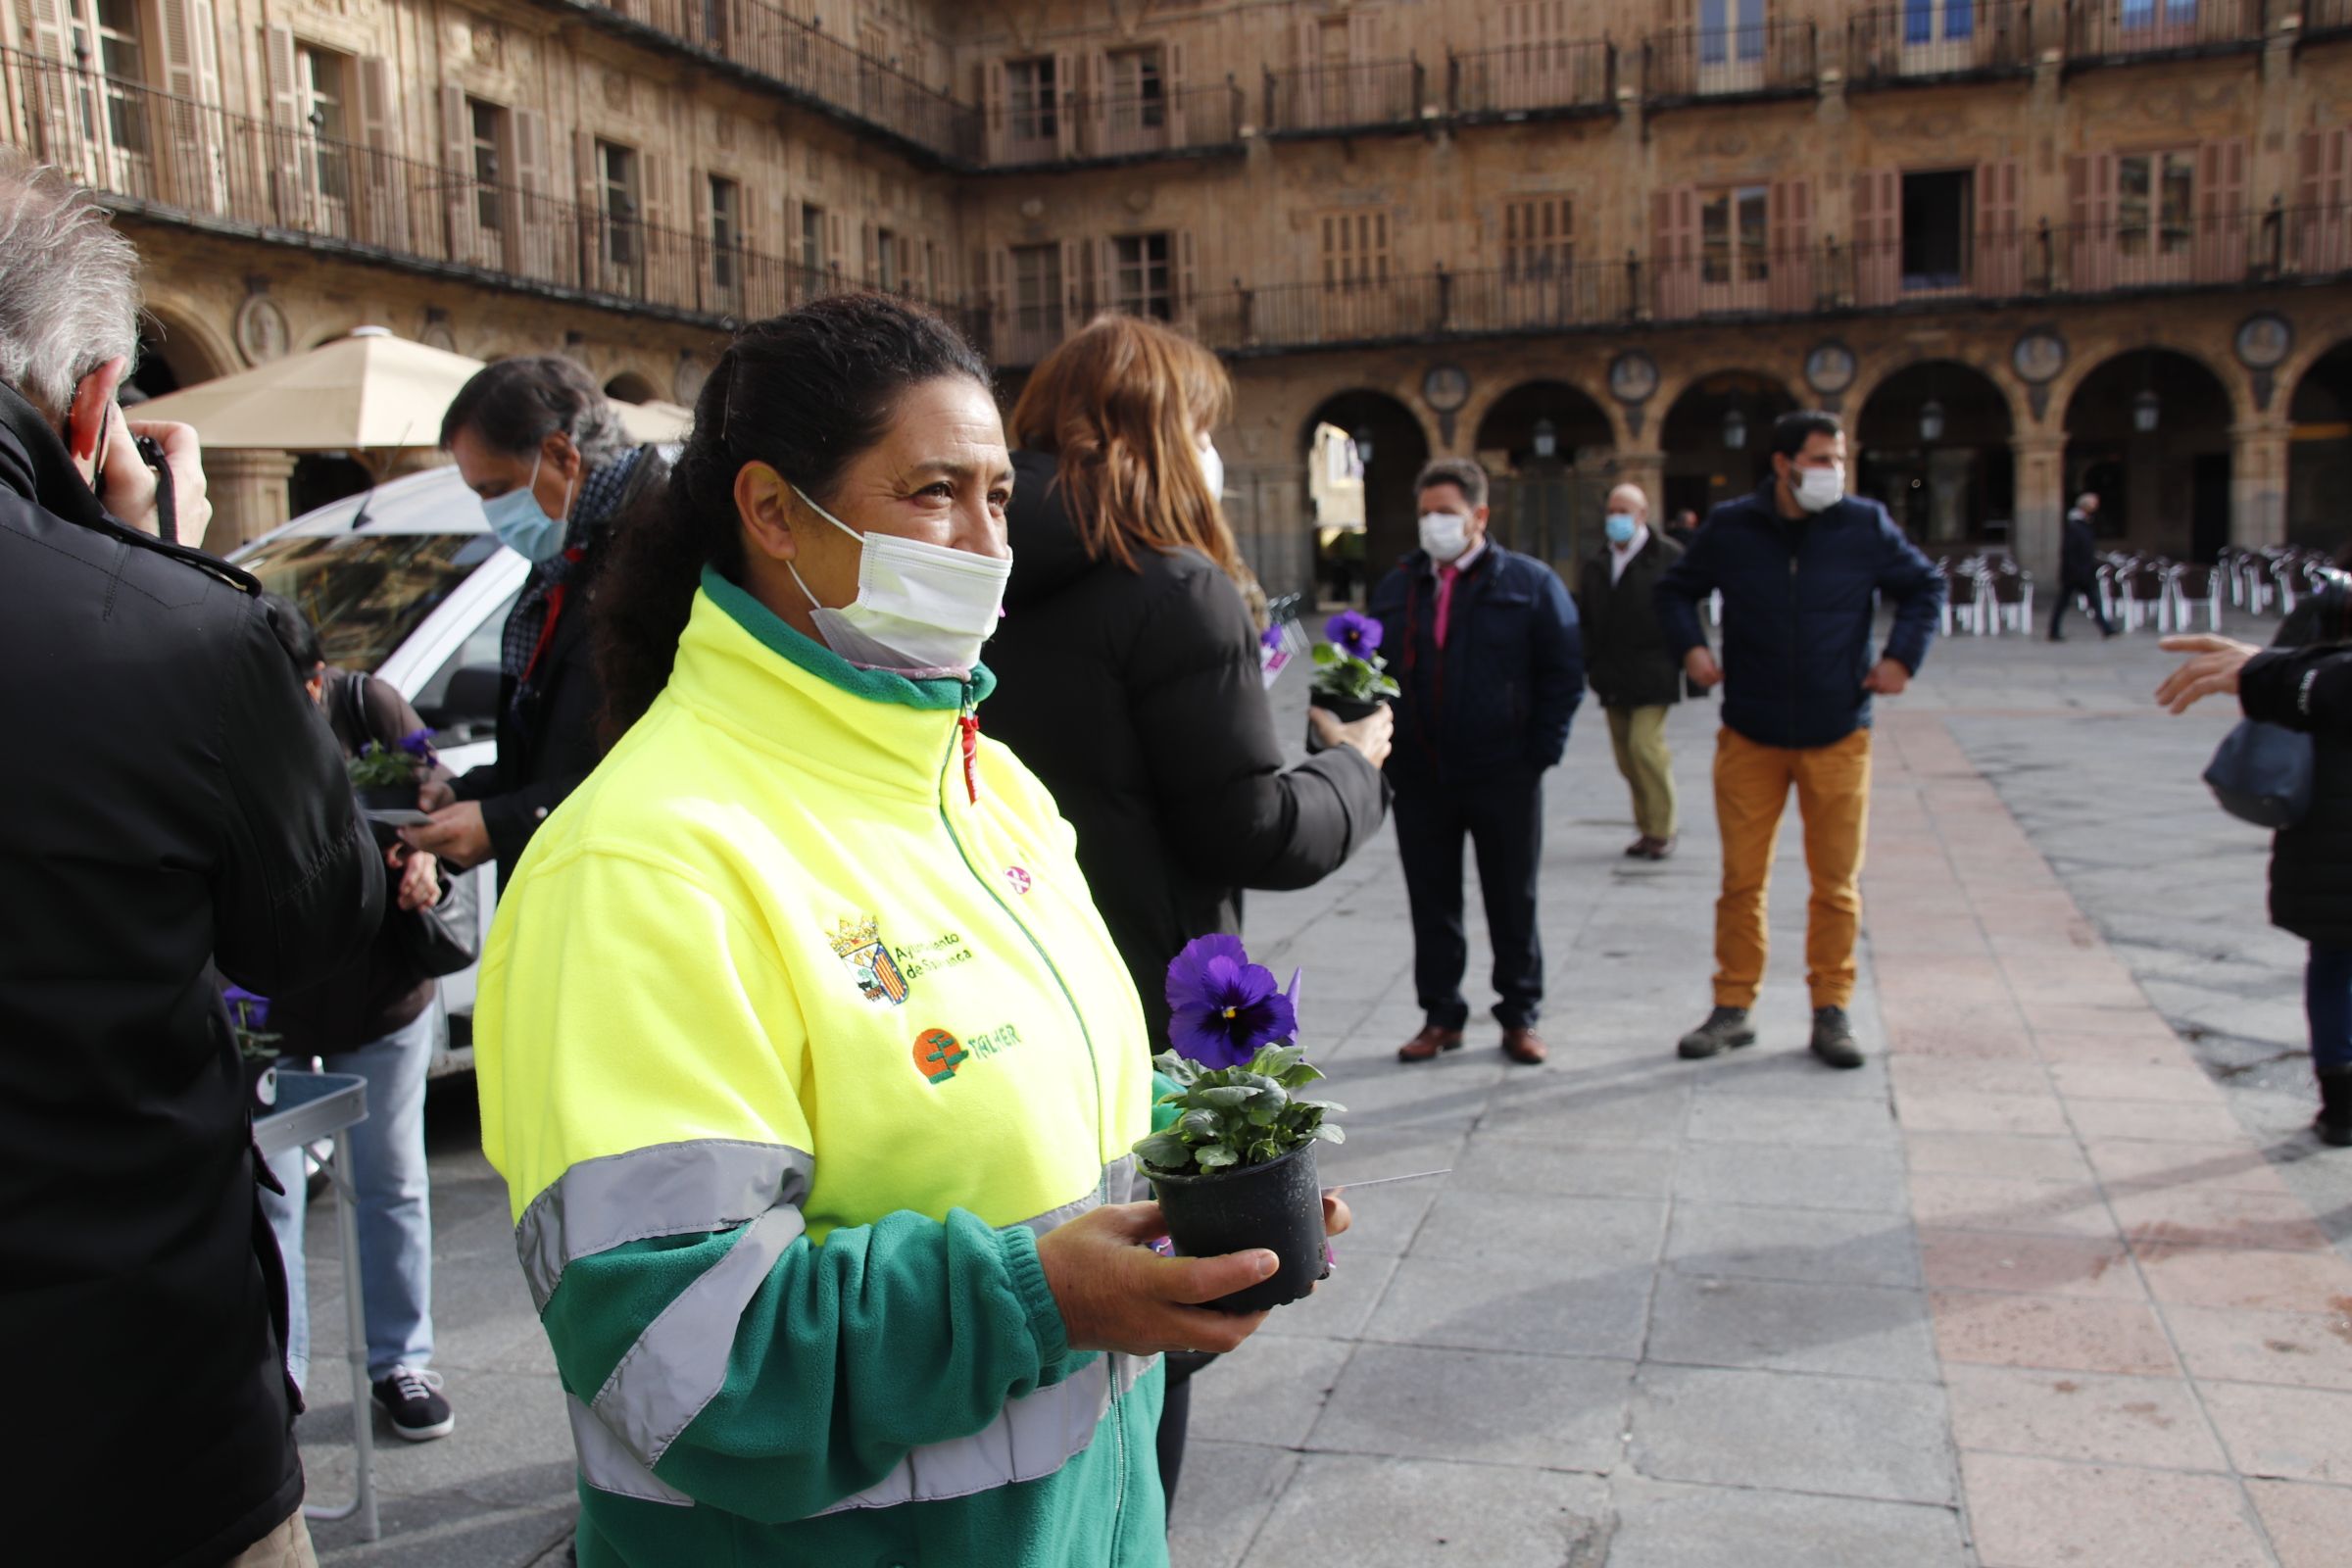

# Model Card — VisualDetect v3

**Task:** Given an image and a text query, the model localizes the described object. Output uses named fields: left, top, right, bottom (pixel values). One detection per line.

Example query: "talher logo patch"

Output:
left=831, top=915, right=910, bottom=1006
left=913, top=1028, right=968, bottom=1085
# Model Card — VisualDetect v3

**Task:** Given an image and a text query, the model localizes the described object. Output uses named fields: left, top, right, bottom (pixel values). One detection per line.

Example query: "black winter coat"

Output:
left=1576, top=531, right=1688, bottom=711
left=449, top=449, right=666, bottom=876
left=1655, top=485, right=1944, bottom=751
left=2249, top=593, right=2352, bottom=946
left=0, top=381, right=384, bottom=1566
left=985, top=450, right=1390, bottom=1047
left=1369, top=542, right=1586, bottom=787
left=2062, top=510, right=2100, bottom=588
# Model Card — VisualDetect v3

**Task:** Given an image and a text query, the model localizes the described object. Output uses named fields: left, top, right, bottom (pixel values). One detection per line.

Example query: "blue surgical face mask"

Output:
left=481, top=452, right=572, bottom=563
left=1605, top=513, right=1639, bottom=546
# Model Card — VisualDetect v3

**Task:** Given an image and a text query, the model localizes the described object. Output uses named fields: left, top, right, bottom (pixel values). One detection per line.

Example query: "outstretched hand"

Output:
left=2155, top=634, right=2262, bottom=714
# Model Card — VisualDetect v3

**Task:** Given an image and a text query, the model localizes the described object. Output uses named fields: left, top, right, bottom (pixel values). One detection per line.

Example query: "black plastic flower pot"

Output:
left=355, top=782, right=419, bottom=814
left=1148, top=1142, right=1327, bottom=1313
left=1305, top=694, right=1385, bottom=756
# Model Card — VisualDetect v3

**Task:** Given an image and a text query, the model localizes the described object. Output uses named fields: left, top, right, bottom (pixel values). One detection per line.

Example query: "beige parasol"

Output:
left=131, top=326, right=488, bottom=452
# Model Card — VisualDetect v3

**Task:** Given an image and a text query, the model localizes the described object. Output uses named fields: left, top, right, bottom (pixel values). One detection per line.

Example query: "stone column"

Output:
left=2230, top=419, right=2291, bottom=551
left=202, top=449, right=296, bottom=553
left=2010, top=432, right=2066, bottom=583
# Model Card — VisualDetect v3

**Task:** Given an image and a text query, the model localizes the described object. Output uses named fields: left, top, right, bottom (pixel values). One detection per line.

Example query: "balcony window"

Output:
left=1699, top=0, right=1767, bottom=87
left=710, top=174, right=740, bottom=291
left=1006, top=58, right=1058, bottom=145
left=1012, top=243, right=1062, bottom=332
left=802, top=203, right=825, bottom=271
left=1905, top=0, right=1975, bottom=43
left=1503, top=197, right=1572, bottom=281
left=1901, top=169, right=1972, bottom=290
left=1105, top=46, right=1166, bottom=127
left=1112, top=232, right=1172, bottom=319
left=84, top=0, right=149, bottom=155
left=600, top=140, right=639, bottom=270
left=1321, top=210, right=1391, bottom=290
left=468, top=99, right=505, bottom=234
left=298, top=45, right=352, bottom=204
left=2117, top=150, right=2194, bottom=262
left=875, top=225, right=897, bottom=290
left=1699, top=185, right=1769, bottom=303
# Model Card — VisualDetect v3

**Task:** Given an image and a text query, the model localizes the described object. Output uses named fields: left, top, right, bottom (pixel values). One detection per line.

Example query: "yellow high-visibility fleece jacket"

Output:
left=475, top=566, right=1164, bottom=1567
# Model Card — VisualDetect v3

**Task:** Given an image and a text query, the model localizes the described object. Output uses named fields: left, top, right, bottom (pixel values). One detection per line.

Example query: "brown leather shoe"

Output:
left=1624, top=835, right=1653, bottom=858
left=1643, top=835, right=1677, bottom=861
left=1500, top=1026, right=1548, bottom=1064
left=1396, top=1025, right=1464, bottom=1062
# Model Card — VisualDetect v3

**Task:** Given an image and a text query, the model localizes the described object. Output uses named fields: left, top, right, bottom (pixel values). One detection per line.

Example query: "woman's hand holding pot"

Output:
left=1037, top=1201, right=1278, bottom=1355
left=1308, top=705, right=1394, bottom=769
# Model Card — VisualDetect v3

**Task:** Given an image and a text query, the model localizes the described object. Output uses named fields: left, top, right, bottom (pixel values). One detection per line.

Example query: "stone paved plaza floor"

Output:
left=295, top=619, right=2352, bottom=1567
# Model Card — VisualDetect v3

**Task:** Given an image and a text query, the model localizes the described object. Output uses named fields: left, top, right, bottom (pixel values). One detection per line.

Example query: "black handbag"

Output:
left=2203, top=718, right=2314, bottom=829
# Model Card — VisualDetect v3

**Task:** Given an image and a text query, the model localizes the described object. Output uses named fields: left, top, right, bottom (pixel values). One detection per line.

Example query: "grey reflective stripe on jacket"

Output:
left=1018, top=1153, right=1142, bottom=1236
left=515, top=1138, right=814, bottom=1312
left=811, top=1352, right=1158, bottom=1516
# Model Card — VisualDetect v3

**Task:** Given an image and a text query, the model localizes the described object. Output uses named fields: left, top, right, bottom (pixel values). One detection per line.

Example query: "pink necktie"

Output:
left=1435, top=564, right=1461, bottom=649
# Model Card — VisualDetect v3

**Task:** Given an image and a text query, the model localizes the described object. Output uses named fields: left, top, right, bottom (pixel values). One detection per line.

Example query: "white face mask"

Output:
left=785, top=485, right=1010, bottom=678
left=1419, top=511, right=1471, bottom=563
left=1197, top=439, right=1226, bottom=503
left=1792, top=464, right=1845, bottom=514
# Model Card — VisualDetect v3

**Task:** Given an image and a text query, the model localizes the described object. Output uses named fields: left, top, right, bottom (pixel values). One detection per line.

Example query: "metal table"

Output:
left=253, top=1068, right=376, bottom=1543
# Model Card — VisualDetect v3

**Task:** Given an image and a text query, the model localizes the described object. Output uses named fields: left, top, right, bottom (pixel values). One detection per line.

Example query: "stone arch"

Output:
left=2286, top=337, right=2352, bottom=555
left=1473, top=378, right=1616, bottom=570
left=2063, top=348, right=2236, bottom=562
left=1658, top=369, right=1800, bottom=519
left=604, top=370, right=662, bottom=404
left=129, top=303, right=236, bottom=400
left=1855, top=359, right=2017, bottom=547
left=1299, top=389, right=1431, bottom=600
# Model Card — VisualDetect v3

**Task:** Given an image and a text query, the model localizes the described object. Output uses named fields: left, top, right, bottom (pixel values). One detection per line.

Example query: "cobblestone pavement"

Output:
left=293, top=615, right=2352, bottom=1567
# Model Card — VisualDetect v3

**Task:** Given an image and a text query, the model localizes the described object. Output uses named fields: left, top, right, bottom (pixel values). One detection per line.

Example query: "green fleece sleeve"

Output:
left=542, top=1207, right=1079, bottom=1524
left=1150, top=1069, right=1184, bottom=1133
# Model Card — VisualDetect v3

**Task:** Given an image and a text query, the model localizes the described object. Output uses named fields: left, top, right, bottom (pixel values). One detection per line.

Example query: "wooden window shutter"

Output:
left=154, top=0, right=221, bottom=212
left=1060, top=236, right=1088, bottom=321
left=860, top=219, right=876, bottom=281
left=511, top=108, right=553, bottom=279
left=439, top=87, right=477, bottom=263
left=689, top=165, right=711, bottom=305
left=353, top=57, right=407, bottom=249
left=1166, top=42, right=1188, bottom=148
left=2066, top=152, right=2116, bottom=291
left=1852, top=168, right=1898, bottom=306
left=23, top=0, right=68, bottom=58
left=1651, top=186, right=1696, bottom=319
left=1095, top=235, right=1116, bottom=317
left=15, top=0, right=78, bottom=164
left=1082, top=51, right=1107, bottom=158
left=2195, top=138, right=2246, bottom=284
left=262, top=25, right=307, bottom=225
left=574, top=129, right=602, bottom=217
left=2294, top=128, right=2352, bottom=273
left=983, top=60, right=1007, bottom=162
left=1178, top=228, right=1199, bottom=326
left=1767, top=179, right=1812, bottom=313
left=1976, top=159, right=2021, bottom=295
left=1053, top=49, right=1077, bottom=157
left=264, top=25, right=301, bottom=127
left=827, top=210, right=847, bottom=275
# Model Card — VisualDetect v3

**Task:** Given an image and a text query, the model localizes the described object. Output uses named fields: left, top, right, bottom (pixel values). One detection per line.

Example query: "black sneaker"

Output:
left=1810, top=1006, right=1865, bottom=1070
left=1677, top=1006, right=1756, bottom=1060
left=372, top=1366, right=455, bottom=1442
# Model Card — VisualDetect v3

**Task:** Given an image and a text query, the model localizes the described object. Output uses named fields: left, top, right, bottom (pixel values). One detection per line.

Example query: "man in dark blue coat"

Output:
left=1371, top=458, right=1584, bottom=1066
left=1654, top=411, right=1944, bottom=1070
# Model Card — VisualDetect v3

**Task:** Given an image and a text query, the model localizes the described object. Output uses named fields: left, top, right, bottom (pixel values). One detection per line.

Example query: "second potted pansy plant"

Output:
left=1306, top=610, right=1398, bottom=753
left=1133, top=934, right=1345, bottom=1312
left=348, top=727, right=438, bottom=816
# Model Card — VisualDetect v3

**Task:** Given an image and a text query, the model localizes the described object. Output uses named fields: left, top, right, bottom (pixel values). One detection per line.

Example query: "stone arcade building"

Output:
left=6, top=0, right=2351, bottom=586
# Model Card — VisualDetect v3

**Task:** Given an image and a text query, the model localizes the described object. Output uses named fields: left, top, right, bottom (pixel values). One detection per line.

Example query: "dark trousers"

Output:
left=1394, top=771, right=1544, bottom=1030
left=2050, top=576, right=2114, bottom=637
left=2306, top=944, right=2352, bottom=1074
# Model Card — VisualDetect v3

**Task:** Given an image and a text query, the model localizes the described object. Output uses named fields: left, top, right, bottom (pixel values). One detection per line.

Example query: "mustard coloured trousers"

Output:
left=1604, top=705, right=1677, bottom=841
left=1711, top=725, right=1872, bottom=1010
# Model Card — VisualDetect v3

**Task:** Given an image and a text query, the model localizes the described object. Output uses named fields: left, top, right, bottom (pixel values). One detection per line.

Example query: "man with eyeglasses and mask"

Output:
left=407, top=358, right=669, bottom=882
left=1370, top=458, right=1583, bottom=1068
left=1656, top=411, right=1944, bottom=1071
left=0, top=152, right=384, bottom=1568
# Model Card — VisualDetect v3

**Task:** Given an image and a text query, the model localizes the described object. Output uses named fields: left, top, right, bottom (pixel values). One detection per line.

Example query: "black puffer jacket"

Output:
left=1577, top=531, right=1687, bottom=710
left=985, top=449, right=1390, bottom=1047
left=2250, top=589, right=2352, bottom=946
left=0, top=380, right=383, bottom=1566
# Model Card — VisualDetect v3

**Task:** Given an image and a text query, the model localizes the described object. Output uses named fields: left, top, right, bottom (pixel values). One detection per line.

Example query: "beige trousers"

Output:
left=225, top=1509, right=318, bottom=1568
left=1605, top=705, right=1678, bottom=840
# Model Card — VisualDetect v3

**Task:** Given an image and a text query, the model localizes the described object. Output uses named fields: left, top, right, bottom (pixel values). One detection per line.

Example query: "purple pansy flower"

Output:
left=397, top=727, right=437, bottom=761
left=1324, top=609, right=1382, bottom=658
left=1260, top=622, right=1285, bottom=652
left=221, top=984, right=270, bottom=1028
left=1165, top=933, right=1298, bottom=1069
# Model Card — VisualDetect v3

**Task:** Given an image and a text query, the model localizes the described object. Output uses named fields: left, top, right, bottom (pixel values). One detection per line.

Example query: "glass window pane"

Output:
left=1701, top=193, right=1730, bottom=282
left=237, top=533, right=500, bottom=675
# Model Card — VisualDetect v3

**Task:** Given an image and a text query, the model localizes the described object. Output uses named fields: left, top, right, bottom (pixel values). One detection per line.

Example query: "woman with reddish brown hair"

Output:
left=985, top=313, right=1393, bottom=1506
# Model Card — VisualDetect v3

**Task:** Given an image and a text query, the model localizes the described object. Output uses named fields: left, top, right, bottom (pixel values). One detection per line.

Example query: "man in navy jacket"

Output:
left=1654, top=412, right=1944, bottom=1069
left=1371, top=458, right=1584, bottom=1066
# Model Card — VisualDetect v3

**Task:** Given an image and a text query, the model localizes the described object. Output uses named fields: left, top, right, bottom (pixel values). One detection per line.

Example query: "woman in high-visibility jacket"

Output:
left=473, top=295, right=1339, bottom=1567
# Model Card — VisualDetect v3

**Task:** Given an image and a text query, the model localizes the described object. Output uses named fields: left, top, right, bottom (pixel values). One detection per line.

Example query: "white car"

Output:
left=232, top=464, right=527, bottom=1079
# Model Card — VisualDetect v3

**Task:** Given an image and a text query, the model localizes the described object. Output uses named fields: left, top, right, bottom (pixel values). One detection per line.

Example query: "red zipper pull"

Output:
left=958, top=714, right=980, bottom=806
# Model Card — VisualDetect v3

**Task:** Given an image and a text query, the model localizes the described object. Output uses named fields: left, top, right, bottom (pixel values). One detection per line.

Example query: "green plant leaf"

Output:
left=1255, top=1044, right=1306, bottom=1076
left=1278, top=1061, right=1325, bottom=1088
left=1133, top=1131, right=1192, bottom=1168
left=1195, top=1145, right=1239, bottom=1169
left=1193, top=1086, right=1256, bottom=1108
left=1311, top=642, right=1342, bottom=667
left=1177, top=1108, right=1222, bottom=1141
left=1312, top=1123, right=1348, bottom=1145
left=1295, top=1098, right=1347, bottom=1115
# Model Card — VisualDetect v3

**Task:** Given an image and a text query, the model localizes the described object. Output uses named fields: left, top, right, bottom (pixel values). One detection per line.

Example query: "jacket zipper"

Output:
left=1787, top=527, right=1801, bottom=746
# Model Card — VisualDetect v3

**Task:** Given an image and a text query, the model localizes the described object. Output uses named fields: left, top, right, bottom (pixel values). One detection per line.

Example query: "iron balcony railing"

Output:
left=1848, top=2, right=2037, bottom=87
left=2308, top=0, right=2352, bottom=38
left=1643, top=21, right=1819, bottom=102
left=979, top=79, right=1245, bottom=168
left=1446, top=39, right=1616, bottom=120
left=1262, top=58, right=1428, bottom=135
left=0, top=48, right=979, bottom=331
left=2063, top=0, right=2269, bottom=62
left=582, top=0, right=975, bottom=162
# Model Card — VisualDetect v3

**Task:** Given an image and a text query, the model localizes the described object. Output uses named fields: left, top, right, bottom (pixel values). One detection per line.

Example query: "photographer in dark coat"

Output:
left=1577, top=482, right=1690, bottom=860
left=983, top=315, right=1390, bottom=1512
left=407, top=358, right=667, bottom=880
left=0, top=152, right=383, bottom=1567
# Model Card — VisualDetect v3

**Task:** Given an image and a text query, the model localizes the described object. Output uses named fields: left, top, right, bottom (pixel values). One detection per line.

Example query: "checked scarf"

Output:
left=499, top=446, right=646, bottom=699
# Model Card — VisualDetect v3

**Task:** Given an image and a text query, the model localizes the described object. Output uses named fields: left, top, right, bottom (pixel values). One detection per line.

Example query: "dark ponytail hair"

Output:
left=593, top=293, right=992, bottom=743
